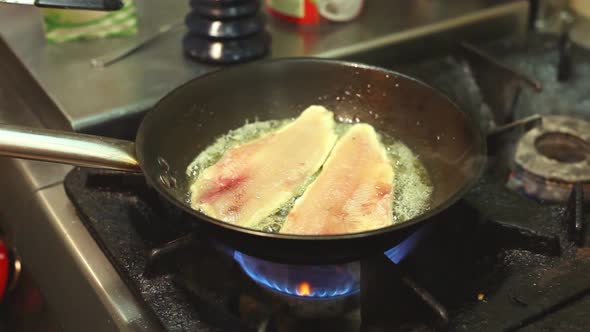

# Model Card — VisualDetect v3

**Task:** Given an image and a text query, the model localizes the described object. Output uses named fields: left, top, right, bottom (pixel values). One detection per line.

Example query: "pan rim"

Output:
left=136, top=57, right=488, bottom=241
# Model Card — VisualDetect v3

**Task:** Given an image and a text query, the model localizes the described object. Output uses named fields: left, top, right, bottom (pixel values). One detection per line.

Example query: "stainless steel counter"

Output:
left=0, top=64, right=161, bottom=330
left=0, top=1, right=528, bottom=331
left=0, top=0, right=528, bottom=132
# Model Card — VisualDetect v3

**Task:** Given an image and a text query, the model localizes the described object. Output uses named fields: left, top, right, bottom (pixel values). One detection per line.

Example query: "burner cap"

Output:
left=183, top=32, right=270, bottom=64
left=515, top=116, right=590, bottom=184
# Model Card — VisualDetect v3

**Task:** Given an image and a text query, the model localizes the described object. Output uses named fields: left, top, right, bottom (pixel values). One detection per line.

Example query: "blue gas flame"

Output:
left=384, top=225, right=429, bottom=264
left=234, top=226, right=429, bottom=299
left=233, top=251, right=358, bottom=298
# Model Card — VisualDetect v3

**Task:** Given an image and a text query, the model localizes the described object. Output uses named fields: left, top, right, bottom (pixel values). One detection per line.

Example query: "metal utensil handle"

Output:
left=0, top=124, right=140, bottom=172
left=90, top=21, right=181, bottom=68
left=35, top=0, right=123, bottom=10
left=0, top=0, right=123, bottom=11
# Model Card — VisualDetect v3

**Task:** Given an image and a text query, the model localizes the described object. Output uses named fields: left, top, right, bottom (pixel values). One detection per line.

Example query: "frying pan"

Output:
left=0, top=59, right=486, bottom=263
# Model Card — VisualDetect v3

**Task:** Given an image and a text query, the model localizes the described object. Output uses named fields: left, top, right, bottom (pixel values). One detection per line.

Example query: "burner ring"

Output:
left=515, top=116, right=590, bottom=183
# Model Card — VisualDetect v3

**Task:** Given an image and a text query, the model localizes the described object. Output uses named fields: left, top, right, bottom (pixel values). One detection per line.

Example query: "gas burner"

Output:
left=233, top=252, right=360, bottom=299
left=511, top=116, right=590, bottom=201
left=233, top=226, right=428, bottom=299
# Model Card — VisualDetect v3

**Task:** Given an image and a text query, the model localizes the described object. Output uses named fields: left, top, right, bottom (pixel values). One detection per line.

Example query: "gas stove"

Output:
left=54, top=34, right=590, bottom=331
left=4, top=1, right=590, bottom=331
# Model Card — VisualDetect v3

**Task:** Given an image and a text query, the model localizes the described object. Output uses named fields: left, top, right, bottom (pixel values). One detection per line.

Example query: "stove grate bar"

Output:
left=562, top=183, right=586, bottom=247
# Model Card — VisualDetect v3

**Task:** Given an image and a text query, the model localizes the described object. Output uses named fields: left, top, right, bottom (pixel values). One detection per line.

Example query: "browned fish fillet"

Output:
left=190, top=105, right=338, bottom=228
left=280, top=124, right=394, bottom=235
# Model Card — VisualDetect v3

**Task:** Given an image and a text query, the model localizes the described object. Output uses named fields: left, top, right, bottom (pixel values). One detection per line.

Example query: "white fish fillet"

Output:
left=190, top=106, right=338, bottom=228
left=280, top=124, right=394, bottom=235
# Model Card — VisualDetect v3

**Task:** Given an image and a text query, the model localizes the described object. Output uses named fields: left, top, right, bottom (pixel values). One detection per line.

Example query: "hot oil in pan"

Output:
left=185, top=118, right=432, bottom=233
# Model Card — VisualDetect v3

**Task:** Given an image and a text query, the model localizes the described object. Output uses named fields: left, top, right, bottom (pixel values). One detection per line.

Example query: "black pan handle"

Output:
left=34, top=0, right=123, bottom=11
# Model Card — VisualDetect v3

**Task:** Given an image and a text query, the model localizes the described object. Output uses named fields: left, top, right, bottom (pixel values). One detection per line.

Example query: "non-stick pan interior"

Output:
left=136, top=59, right=486, bottom=237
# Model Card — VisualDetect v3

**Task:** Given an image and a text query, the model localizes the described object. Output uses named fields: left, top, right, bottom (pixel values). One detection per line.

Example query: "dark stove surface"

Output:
left=64, top=34, right=590, bottom=331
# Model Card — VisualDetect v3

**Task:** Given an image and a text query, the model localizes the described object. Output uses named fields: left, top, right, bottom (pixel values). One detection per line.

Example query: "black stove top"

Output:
left=64, top=34, right=590, bottom=331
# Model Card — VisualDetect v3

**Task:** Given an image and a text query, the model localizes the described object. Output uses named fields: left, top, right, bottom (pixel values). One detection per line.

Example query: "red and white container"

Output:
left=266, top=0, right=364, bottom=25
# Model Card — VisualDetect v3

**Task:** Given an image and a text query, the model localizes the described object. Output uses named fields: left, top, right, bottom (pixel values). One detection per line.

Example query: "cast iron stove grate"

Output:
left=63, top=166, right=590, bottom=331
